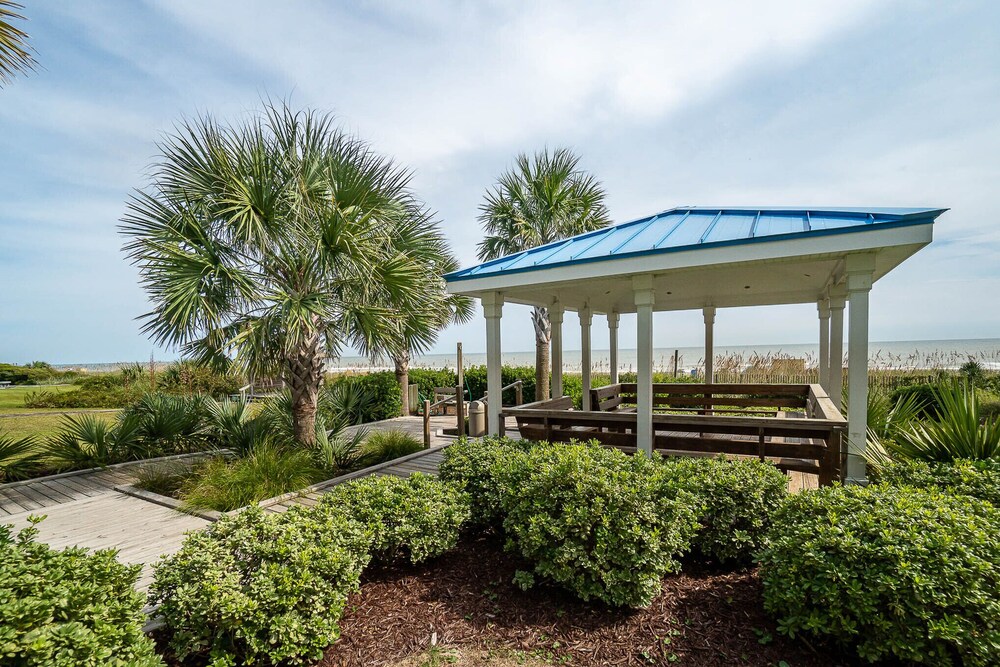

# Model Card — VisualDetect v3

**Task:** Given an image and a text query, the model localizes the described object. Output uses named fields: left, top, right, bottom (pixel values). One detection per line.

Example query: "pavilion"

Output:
left=445, top=206, right=946, bottom=483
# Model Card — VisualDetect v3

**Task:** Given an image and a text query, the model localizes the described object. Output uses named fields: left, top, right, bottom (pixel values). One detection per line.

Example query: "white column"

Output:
left=633, top=275, right=655, bottom=455
left=829, top=288, right=846, bottom=412
left=482, top=292, right=504, bottom=435
left=608, top=311, right=620, bottom=384
left=846, top=255, right=875, bottom=483
left=580, top=305, right=593, bottom=410
left=550, top=303, right=564, bottom=398
left=703, top=306, right=716, bottom=384
left=818, top=298, right=831, bottom=392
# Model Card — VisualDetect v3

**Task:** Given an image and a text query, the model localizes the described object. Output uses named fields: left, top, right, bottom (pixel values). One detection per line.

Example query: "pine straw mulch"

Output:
left=321, top=533, right=856, bottom=667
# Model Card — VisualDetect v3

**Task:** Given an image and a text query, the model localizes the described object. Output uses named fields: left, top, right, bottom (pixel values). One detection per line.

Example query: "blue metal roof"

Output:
left=445, top=206, right=946, bottom=282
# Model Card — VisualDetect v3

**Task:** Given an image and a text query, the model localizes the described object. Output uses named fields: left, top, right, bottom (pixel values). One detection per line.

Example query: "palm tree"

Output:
left=121, top=101, right=454, bottom=446
left=0, top=1, right=36, bottom=86
left=385, top=252, right=474, bottom=415
left=477, top=148, right=612, bottom=400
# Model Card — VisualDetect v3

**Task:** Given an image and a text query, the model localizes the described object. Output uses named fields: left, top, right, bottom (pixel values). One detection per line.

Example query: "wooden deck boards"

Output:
left=2, top=492, right=208, bottom=592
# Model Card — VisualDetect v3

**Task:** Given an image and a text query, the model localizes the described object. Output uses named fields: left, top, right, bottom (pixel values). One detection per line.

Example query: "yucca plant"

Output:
left=885, top=383, right=1000, bottom=463
left=863, top=388, right=925, bottom=472
left=0, top=432, right=41, bottom=481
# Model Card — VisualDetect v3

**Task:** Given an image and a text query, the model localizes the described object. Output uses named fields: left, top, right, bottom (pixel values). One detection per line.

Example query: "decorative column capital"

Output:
left=579, top=304, right=592, bottom=326
left=632, top=274, right=655, bottom=307
left=481, top=292, right=504, bottom=319
left=846, top=271, right=873, bottom=293
left=549, top=300, right=563, bottom=324
left=818, top=299, right=831, bottom=319
left=703, top=305, right=716, bottom=324
left=607, top=311, right=620, bottom=328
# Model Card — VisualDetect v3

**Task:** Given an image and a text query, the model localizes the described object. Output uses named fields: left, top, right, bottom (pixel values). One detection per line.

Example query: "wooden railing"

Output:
left=505, top=383, right=846, bottom=485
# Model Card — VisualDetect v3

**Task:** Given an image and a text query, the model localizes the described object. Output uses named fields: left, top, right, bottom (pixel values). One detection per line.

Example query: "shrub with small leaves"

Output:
left=499, top=442, right=698, bottom=607
left=438, top=436, right=534, bottom=525
left=653, top=456, right=788, bottom=565
left=318, top=473, right=470, bottom=564
left=0, top=518, right=162, bottom=667
left=873, top=457, right=1000, bottom=507
left=150, top=506, right=371, bottom=666
left=758, top=484, right=1000, bottom=666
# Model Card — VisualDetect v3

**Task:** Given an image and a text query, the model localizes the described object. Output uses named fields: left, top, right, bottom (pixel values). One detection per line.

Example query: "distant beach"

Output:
left=53, top=338, right=1000, bottom=375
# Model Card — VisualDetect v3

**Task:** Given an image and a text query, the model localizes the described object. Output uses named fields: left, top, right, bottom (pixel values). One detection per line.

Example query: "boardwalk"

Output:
left=0, top=457, right=212, bottom=592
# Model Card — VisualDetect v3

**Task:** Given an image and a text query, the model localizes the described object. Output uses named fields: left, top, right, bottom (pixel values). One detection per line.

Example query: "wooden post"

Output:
left=672, top=349, right=679, bottom=377
left=515, top=381, right=523, bottom=406
left=456, top=342, right=465, bottom=437
left=422, top=399, right=431, bottom=448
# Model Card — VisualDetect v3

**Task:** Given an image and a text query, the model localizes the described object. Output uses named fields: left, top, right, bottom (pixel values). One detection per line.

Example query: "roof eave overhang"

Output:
left=446, top=222, right=933, bottom=308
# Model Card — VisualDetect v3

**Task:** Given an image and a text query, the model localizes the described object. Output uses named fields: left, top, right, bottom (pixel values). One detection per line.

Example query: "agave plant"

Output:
left=43, top=414, right=145, bottom=470
left=882, top=382, right=1000, bottom=463
left=0, top=432, right=42, bottom=481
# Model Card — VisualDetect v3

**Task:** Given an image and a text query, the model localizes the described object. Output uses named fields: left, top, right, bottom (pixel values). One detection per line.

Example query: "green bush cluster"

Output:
left=873, top=457, right=1000, bottom=507
left=329, top=372, right=402, bottom=421
left=502, top=442, right=698, bottom=607
left=758, top=484, right=1000, bottom=666
left=151, top=507, right=371, bottom=667
left=153, top=476, right=470, bottom=665
left=317, top=473, right=470, bottom=564
left=23, top=362, right=241, bottom=409
left=442, top=438, right=705, bottom=607
left=407, top=367, right=458, bottom=400
left=0, top=518, right=162, bottom=667
left=439, top=436, right=536, bottom=525
left=0, top=361, right=76, bottom=385
left=654, top=456, right=788, bottom=564
left=361, top=429, right=424, bottom=464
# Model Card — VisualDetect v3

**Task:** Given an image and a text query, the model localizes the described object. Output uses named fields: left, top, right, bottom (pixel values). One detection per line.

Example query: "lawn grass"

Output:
left=0, top=384, right=80, bottom=414
left=0, top=410, right=115, bottom=441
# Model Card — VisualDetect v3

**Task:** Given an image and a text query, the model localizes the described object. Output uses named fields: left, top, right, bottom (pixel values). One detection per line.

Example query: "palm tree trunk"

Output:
left=532, top=306, right=551, bottom=401
left=394, top=351, right=410, bottom=416
left=284, top=330, right=325, bottom=447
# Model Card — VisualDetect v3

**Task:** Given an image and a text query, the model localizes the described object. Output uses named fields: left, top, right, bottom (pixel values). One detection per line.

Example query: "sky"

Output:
left=1, top=0, right=998, bottom=364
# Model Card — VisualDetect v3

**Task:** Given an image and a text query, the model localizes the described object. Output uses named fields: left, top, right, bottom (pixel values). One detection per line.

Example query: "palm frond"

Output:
left=0, top=1, right=36, bottom=86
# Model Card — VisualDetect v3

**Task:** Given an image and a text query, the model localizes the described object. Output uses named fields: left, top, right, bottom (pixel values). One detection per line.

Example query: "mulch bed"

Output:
left=321, top=534, right=856, bottom=667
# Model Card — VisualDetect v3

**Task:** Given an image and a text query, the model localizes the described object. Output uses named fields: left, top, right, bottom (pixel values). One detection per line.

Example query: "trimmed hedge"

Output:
left=150, top=507, right=371, bottom=666
left=873, top=457, right=1000, bottom=507
left=0, top=518, right=162, bottom=667
left=499, top=442, right=698, bottom=607
left=759, top=485, right=1000, bottom=666
left=654, top=456, right=788, bottom=564
left=317, top=474, right=470, bottom=564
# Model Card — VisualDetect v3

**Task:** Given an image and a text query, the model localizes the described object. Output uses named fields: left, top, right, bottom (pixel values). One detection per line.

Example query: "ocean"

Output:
left=54, top=338, right=1000, bottom=374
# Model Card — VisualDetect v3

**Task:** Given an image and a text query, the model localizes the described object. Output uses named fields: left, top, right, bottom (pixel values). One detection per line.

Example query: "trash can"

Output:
left=468, top=400, right=486, bottom=437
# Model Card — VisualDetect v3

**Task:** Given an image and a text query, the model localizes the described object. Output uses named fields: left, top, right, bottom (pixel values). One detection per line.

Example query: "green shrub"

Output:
left=317, top=473, right=470, bottom=564
left=362, top=429, right=424, bottom=465
left=654, top=456, right=787, bottom=564
left=329, top=372, right=401, bottom=421
left=464, top=365, right=536, bottom=404
left=759, top=485, right=1000, bottom=666
left=0, top=518, right=162, bottom=667
left=181, top=445, right=324, bottom=511
left=873, top=458, right=1000, bottom=507
left=43, top=413, right=147, bottom=470
left=150, top=506, right=370, bottom=666
left=499, top=442, right=698, bottom=607
left=408, top=367, right=457, bottom=401
left=438, top=436, right=535, bottom=525
left=890, top=383, right=941, bottom=418
left=134, top=460, right=192, bottom=497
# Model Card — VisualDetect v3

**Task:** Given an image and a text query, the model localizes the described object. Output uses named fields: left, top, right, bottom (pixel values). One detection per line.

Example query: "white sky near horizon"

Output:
left=1, top=1, right=998, bottom=364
